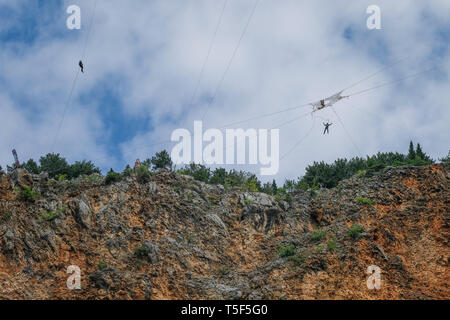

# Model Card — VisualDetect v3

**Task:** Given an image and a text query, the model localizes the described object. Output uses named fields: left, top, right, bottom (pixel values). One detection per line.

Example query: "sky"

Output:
left=0, top=0, right=449, bottom=183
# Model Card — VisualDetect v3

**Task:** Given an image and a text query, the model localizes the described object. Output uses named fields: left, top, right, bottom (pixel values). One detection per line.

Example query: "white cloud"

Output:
left=0, top=0, right=449, bottom=182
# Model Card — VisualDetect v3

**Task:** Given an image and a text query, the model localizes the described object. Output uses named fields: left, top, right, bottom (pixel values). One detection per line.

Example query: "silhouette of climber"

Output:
left=323, top=122, right=332, bottom=135
left=79, top=60, right=84, bottom=73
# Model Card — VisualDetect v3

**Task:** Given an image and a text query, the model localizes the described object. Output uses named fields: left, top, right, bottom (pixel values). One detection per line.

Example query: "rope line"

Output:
left=50, top=71, right=80, bottom=152
left=201, top=0, right=260, bottom=121
left=342, top=56, right=409, bottom=92
left=182, top=0, right=229, bottom=128
left=280, top=115, right=317, bottom=161
left=218, top=102, right=311, bottom=129
left=348, top=62, right=450, bottom=97
left=272, top=110, right=312, bottom=129
left=331, top=106, right=363, bottom=157
left=50, top=0, right=99, bottom=151
left=81, top=60, right=449, bottom=164
left=81, top=0, right=99, bottom=64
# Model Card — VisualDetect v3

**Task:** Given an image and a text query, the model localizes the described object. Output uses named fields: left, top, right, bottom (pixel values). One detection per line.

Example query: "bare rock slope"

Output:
left=0, top=164, right=448, bottom=300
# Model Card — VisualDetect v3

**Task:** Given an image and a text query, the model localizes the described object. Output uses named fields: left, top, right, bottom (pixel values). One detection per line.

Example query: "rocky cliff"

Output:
left=0, top=163, right=448, bottom=300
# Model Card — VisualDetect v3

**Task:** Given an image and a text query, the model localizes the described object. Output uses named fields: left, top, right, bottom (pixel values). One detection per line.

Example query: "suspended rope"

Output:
left=50, top=53, right=449, bottom=169
left=347, top=62, right=450, bottom=98
left=280, top=115, right=317, bottom=161
left=182, top=0, right=229, bottom=128
left=81, top=0, right=99, bottom=65
left=218, top=102, right=311, bottom=129
left=342, top=56, right=409, bottom=92
left=330, top=106, right=363, bottom=157
left=98, top=1, right=229, bottom=161
left=215, top=108, right=312, bottom=161
left=50, top=71, right=80, bottom=152
left=201, top=0, right=260, bottom=121
left=215, top=58, right=429, bottom=129
left=271, top=110, right=312, bottom=129
left=89, top=57, right=420, bottom=162
left=50, top=0, right=99, bottom=152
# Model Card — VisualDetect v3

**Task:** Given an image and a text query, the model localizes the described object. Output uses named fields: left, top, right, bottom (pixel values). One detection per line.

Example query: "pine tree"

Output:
left=39, top=153, right=69, bottom=178
left=68, top=160, right=101, bottom=179
left=440, top=150, right=450, bottom=163
left=407, top=141, right=416, bottom=160
left=262, top=182, right=272, bottom=194
left=271, top=180, right=278, bottom=195
left=23, top=159, right=40, bottom=174
left=151, top=150, right=173, bottom=171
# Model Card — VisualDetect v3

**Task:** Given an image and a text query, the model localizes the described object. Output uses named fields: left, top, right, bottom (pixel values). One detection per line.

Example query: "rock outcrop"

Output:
left=0, top=164, right=448, bottom=300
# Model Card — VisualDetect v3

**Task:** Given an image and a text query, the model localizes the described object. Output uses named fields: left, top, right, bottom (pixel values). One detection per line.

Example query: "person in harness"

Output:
left=311, top=91, right=348, bottom=113
left=323, top=122, right=333, bottom=134
left=320, top=99, right=325, bottom=108
left=79, top=60, right=84, bottom=73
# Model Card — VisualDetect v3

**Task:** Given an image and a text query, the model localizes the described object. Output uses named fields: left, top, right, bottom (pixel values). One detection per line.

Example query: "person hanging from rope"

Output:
left=323, top=122, right=333, bottom=135
left=79, top=60, right=84, bottom=73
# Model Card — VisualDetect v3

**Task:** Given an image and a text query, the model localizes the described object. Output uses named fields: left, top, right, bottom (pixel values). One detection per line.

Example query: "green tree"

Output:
left=407, top=141, right=416, bottom=160
left=439, top=150, right=450, bottom=163
left=136, top=165, right=152, bottom=184
left=283, top=179, right=296, bottom=193
left=415, top=143, right=432, bottom=162
left=184, top=163, right=211, bottom=183
left=122, top=164, right=133, bottom=177
left=271, top=180, right=278, bottom=195
left=210, top=168, right=227, bottom=185
left=39, top=153, right=69, bottom=179
left=68, top=160, right=100, bottom=179
left=23, top=159, right=40, bottom=174
left=261, top=182, right=272, bottom=194
left=141, top=159, right=152, bottom=168
left=151, top=150, right=173, bottom=171
left=105, top=169, right=122, bottom=185
left=0, top=165, right=4, bottom=174
left=244, top=174, right=261, bottom=192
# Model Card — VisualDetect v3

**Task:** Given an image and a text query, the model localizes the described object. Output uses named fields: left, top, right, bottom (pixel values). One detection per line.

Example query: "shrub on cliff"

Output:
left=348, top=224, right=365, bottom=240
left=279, top=245, right=296, bottom=258
left=134, top=245, right=150, bottom=258
left=327, top=237, right=337, bottom=251
left=39, top=153, right=69, bottom=179
left=136, top=165, right=152, bottom=184
left=97, top=261, right=108, bottom=270
left=180, top=163, right=211, bottom=183
left=23, top=159, right=40, bottom=174
left=355, top=196, right=374, bottom=206
left=68, top=160, right=101, bottom=179
left=40, top=209, right=59, bottom=221
left=440, top=151, right=450, bottom=163
left=122, top=165, right=133, bottom=177
left=150, top=150, right=173, bottom=171
left=311, top=228, right=327, bottom=241
left=17, top=186, right=37, bottom=203
left=105, top=169, right=122, bottom=185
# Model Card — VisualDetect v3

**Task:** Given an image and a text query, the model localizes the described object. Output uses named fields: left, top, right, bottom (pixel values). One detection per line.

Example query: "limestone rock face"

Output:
left=0, top=164, right=449, bottom=300
left=11, top=169, right=33, bottom=188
